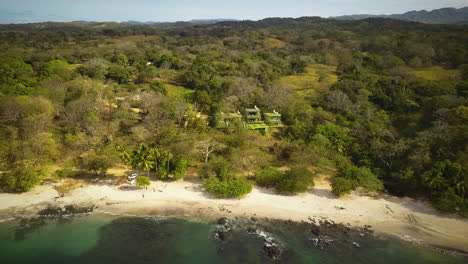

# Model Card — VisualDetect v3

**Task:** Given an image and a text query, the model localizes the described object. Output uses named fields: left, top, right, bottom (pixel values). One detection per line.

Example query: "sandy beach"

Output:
left=1, top=174, right=468, bottom=253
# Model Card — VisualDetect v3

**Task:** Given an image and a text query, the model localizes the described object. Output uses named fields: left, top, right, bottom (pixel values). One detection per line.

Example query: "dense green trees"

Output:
left=76, top=152, right=113, bottom=176
left=116, top=144, right=187, bottom=180
left=422, top=161, right=467, bottom=212
left=0, top=18, right=466, bottom=214
left=0, top=162, right=44, bottom=192
left=106, top=65, right=131, bottom=84
left=200, top=156, right=253, bottom=198
left=0, top=54, right=36, bottom=95
left=40, top=60, right=74, bottom=80
left=171, top=155, right=187, bottom=180
left=332, top=165, right=384, bottom=196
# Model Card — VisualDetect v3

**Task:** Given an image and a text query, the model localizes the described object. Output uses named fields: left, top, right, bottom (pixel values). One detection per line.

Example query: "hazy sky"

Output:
left=1, top=0, right=467, bottom=23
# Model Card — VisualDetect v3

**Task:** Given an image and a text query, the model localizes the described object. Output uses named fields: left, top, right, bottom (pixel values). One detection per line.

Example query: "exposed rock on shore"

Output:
left=37, top=204, right=95, bottom=217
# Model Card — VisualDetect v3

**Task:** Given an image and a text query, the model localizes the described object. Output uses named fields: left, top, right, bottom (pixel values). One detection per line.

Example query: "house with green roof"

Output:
left=215, top=111, right=243, bottom=129
left=245, top=106, right=262, bottom=123
left=264, top=110, right=282, bottom=127
left=214, top=106, right=282, bottom=132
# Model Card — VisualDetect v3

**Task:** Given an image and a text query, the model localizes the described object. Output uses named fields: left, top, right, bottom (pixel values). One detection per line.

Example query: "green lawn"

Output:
left=166, top=83, right=195, bottom=98
left=276, top=64, right=338, bottom=100
left=413, top=66, right=460, bottom=81
left=247, top=123, right=269, bottom=130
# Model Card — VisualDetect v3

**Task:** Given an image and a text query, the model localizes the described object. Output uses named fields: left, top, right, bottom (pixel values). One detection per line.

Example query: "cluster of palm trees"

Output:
left=423, top=160, right=467, bottom=199
left=116, top=143, right=179, bottom=179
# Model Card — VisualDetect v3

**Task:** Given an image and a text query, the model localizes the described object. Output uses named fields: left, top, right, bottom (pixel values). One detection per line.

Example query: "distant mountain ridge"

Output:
left=332, top=7, right=468, bottom=24
left=122, top=18, right=237, bottom=25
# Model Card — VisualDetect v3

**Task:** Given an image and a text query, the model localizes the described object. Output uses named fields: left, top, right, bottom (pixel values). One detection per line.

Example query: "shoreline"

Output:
left=3, top=203, right=468, bottom=260
left=1, top=178, right=468, bottom=253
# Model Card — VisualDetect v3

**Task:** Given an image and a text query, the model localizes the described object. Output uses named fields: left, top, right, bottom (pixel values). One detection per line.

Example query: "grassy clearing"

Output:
left=413, top=66, right=460, bottom=81
left=141, top=79, right=195, bottom=98
left=166, top=83, right=195, bottom=98
left=277, top=64, right=338, bottom=100
left=264, top=37, right=286, bottom=49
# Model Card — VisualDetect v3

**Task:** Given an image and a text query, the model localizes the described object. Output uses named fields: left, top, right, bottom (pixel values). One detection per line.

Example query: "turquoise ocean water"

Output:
left=0, top=215, right=465, bottom=264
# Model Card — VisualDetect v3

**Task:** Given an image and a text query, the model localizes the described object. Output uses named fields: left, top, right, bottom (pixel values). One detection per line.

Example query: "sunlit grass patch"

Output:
left=277, top=64, right=338, bottom=100
left=413, top=66, right=459, bottom=81
left=264, top=37, right=286, bottom=49
left=166, top=83, right=195, bottom=98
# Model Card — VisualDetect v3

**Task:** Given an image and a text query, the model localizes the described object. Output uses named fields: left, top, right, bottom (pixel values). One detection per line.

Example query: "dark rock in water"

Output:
left=37, top=206, right=63, bottom=217
left=247, top=228, right=284, bottom=260
left=215, top=230, right=230, bottom=241
left=64, top=205, right=94, bottom=215
left=310, top=225, right=320, bottom=236
left=310, top=235, right=334, bottom=249
left=264, top=243, right=282, bottom=260
left=217, top=217, right=228, bottom=225
left=37, top=204, right=95, bottom=217
left=247, top=227, right=257, bottom=234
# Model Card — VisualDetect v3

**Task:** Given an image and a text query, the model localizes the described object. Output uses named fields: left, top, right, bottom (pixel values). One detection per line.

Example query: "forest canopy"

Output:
left=0, top=17, right=466, bottom=213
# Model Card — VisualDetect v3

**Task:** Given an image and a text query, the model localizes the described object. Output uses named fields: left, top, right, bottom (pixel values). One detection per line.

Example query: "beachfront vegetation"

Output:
left=116, top=144, right=187, bottom=180
left=275, top=167, right=315, bottom=194
left=331, top=178, right=353, bottom=197
left=0, top=18, right=466, bottom=214
left=202, top=176, right=253, bottom=198
left=0, top=162, right=44, bottom=192
left=255, top=166, right=282, bottom=188
left=199, top=156, right=253, bottom=198
left=255, top=166, right=315, bottom=194
left=136, top=176, right=151, bottom=188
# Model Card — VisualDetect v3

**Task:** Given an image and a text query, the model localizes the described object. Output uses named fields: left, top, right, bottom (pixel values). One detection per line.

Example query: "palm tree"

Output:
left=156, top=150, right=173, bottom=179
left=131, top=143, right=149, bottom=175
left=138, top=158, right=155, bottom=177
left=148, top=147, right=160, bottom=174
left=116, top=145, right=131, bottom=168
left=164, top=151, right=173, bottom=177
left=424, top=173, right=445, bottom=191
left=456, top=180, right=467, bottom=199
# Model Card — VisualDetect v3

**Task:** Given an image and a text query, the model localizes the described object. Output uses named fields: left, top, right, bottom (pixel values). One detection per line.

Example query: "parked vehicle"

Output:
left=128, top=173, right=138, bottom=180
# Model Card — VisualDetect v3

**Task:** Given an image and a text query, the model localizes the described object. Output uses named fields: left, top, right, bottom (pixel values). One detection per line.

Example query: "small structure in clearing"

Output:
left=215, top=106, right=283, bottom=132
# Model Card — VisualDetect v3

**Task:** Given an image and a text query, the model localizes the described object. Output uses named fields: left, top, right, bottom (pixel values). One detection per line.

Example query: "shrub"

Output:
left=136, top=176, right=151, bottom=188
left=203, top=177, right=252, bottom=198
left=275, top=167, right=314, bottom=194
left=54, top=169, right=73, bottom=179
left=431, top=188, right=467, bottom=215
left=149, top=81, right=168, bottom=95
left=106, top=65, right=131, bottom=84
left=0, top=163, right=43, bottom=192
left=255, top=166, right=282, bottom=187
left=200, top=156, right=230, bottom=181
left=76, top=153, right=113, bottom=176
left=339, top=166, right=383, bottom=193
left=40, top=60, right=74, bottom=80
left=331, top=177, right=353, bottom=197
left=171, top=155, right=187, bottom=180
